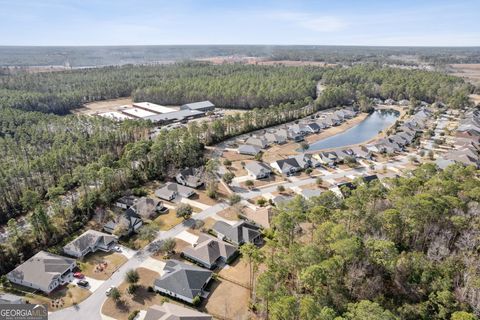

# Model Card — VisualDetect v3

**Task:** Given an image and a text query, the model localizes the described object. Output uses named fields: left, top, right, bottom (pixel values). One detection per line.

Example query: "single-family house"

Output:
left=180, top=101, right=215, bottom=112
left=245, top=161, right=272, bottom=179
left=7, top=251, right=76, bottom=294
left=245, top=137, right=268, bottom=149
left=182, top=234, right=237, bottom=269
left=305, top=122, right=321, bottom=133
left=384, top=98, right=396, bottom=105
left=212, top=220, right=262, bottom=246
left=265, top=132, right=286, bottom=145
left=291, top=154, right=312, bottom=169
left=133, top=197, right=166, bottom=219
left=289, top=124, right=308, bottom=136
left=351, top=146, right=373, bottom=159
left=144, top=303, right=213, bottom=320
left=316, top=120, right=330, bottom=129
left=63, top=230, right=118, bottom=258
left=103, top=208, right=143, bottom=235
left=156, top=182, right=195, bottom=200
left=153, top=260, right=213, bottom=304
left=115, top=195, right=138, bottom=209
left=240, top=206, right=274, bottom=229
left=176, top=168, right=204, bottom=188
left=270, top=158, right=302, bottom=175
left=237, top=144, right=261, bottom=156
left=271, top=195, right=293, bottom=206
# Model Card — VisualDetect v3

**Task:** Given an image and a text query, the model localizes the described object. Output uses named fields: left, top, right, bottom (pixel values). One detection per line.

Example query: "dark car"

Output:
left=77, top=280, right=89, bottom=288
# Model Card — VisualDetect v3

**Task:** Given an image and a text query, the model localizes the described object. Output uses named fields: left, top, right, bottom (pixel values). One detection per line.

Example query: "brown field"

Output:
left=203, top=279, right=251, bottom=320
left=79, top=252, right=128, bottom=280
left=101, top=268, right=164, bottom=320
left=222, top=151, right=254, bottom=162
left=72, top=97, right=133, bottom=115
left=450, top=64, right=480, bottom=84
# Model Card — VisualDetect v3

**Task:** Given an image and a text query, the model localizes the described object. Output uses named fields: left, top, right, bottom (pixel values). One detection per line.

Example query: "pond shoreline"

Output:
left=306, top=107, right=402, bottom=152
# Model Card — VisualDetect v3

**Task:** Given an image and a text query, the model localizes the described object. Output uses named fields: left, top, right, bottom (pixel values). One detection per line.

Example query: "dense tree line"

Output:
left=255, top=164, right=480, bottom=319
left=0, top=63, right=322, bottom=114
left=1, top=46, right=479, bottom=68
left=133, top=66, right=319, bottom=109
left=0, top=114, right=205, bottom=274
left=317, top=65, right=474, bottom=109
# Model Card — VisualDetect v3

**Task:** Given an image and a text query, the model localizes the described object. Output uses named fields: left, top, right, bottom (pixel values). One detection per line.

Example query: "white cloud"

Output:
left=269, top=11, right=347, bottom=32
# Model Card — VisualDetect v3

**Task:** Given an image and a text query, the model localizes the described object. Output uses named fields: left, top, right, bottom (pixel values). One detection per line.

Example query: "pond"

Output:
left=308, top=109, right=399, bottom=151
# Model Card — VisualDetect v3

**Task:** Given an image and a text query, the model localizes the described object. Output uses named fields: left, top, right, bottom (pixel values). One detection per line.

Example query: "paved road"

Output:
left=49, top=202, right=229, bottom=320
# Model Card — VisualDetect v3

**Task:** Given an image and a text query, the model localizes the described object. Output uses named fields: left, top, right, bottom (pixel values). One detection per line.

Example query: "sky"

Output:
left=0, top=0, right=479, bottom=46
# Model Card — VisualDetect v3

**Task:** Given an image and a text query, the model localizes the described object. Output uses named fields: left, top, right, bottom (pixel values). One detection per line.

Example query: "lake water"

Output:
left=308, top=109, right=399, bottom=151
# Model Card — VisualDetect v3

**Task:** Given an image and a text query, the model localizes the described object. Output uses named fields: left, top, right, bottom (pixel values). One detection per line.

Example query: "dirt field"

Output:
left=79, top=252, right=128, bottom=280
left=101, top=267, right=163, bottom=320
left=222, top=151, right=254, bottom=162
left=203, top=278, right=251, bottom=320
left=450, top=64, right=480, bottom=84
left=72, top=97, right=133, bottom=115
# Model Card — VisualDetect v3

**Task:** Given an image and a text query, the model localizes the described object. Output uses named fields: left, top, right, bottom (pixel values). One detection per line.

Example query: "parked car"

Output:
left=77, top=280, right=89, bottom=288
left=112, top=246, right=122, bottom=252
left=105, top=286, right=115, bottom=296
left=73, top=272, right=85, bottom=279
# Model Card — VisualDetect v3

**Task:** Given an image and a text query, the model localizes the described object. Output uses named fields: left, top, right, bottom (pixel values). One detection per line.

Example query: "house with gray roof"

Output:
left=144, top=303, right=212, bottom=320
left=103, top=208, right=143, bottom=236
left=115, top=195, right=139, bottom=209
left=245, top=161, right=272, bottom=179
left=265, top=132, right=287, bottom=145
left=245, top=137, right=268, bottom=149
left=7, top=251, right=76, bottom=294
left=182, top=234, right=238, bottom=269
left=270, top=158, right=302, bottom=175
left=153, top=260, right=213, bottom=304
left=305, top=122, right=321, bottom=133
left=180, top=101, right=215, bottom=112
left=237, top=144, right=261, bottom=156
left=176, top=167, right=204, bottom=188
left=212, top=220, right=262, bottom=246
left=133, top=197, right=166, bottom=219
left=63, top=230, right=118, bottom=258
left=155, top=182, right=195, bottom=201
left=292, top=154, right=312, bottom=169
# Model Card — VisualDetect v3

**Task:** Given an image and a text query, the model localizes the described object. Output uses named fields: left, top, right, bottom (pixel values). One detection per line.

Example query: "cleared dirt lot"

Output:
left=79, top=251, right=128, bottom=280
left=203, top=278, right=251, bottom=320
left=72, top=97, right=133, bottom=115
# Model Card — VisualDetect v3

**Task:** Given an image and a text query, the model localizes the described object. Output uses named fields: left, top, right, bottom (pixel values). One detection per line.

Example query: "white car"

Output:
left=105, top=286, right=115, bottom=296
left=112, top=246, right=122, bottom=252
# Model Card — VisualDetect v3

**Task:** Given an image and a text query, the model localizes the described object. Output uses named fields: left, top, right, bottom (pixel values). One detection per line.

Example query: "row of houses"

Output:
left=365, top=108, right=429, bottom=154
left=437, top=108, right=480, bottom=169
left=237, top=108, right=358, bottom=155
left=6, top=228, right=122, bottom=294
